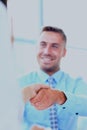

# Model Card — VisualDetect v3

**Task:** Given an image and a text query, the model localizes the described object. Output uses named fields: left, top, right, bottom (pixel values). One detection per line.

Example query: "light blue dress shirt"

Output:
left=19, top=70, right=87, bottom=130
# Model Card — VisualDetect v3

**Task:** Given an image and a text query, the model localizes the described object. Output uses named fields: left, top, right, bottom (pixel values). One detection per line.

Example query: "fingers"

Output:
left=22, top=84, right=50, bottom=103
left=30, top=89, right=44, bottom=103
left=34, top=84, right=50, bottom=93
left=30, top=89, right=52, bottom=110
left=31, top=125, right=45, bottom=130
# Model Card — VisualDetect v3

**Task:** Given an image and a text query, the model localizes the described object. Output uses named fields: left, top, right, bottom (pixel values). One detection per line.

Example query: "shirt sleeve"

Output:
left=59, top=79, right=87, bottom=116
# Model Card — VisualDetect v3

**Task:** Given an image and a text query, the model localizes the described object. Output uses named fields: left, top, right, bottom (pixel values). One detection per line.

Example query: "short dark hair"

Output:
left=41, top=26, right=67, bottom=43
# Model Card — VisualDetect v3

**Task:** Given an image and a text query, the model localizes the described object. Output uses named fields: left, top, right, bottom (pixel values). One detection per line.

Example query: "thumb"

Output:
left=33, top=84, right=50, bottom=93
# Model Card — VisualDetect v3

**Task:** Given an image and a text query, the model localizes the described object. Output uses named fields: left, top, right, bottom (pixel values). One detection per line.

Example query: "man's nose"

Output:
left=44, top=46, right=51, bottom=54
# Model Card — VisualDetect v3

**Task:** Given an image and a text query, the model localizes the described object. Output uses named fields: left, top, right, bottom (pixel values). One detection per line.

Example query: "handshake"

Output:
left=22, top=84, right=50, bottom=103
left=22, top=84, right=52, bottom=130
left=22, top=83, right=66, bottom=110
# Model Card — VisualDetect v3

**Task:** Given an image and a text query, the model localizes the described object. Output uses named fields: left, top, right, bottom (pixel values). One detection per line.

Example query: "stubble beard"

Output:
left=40, top=65, right=60, bottom=75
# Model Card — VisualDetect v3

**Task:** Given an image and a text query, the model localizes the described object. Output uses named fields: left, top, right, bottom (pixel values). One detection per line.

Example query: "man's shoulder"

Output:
left=60, top=71, right=84, bottom=84
left=18, top=71, right=39, bottom=88
left=24, top=71, right=38, bottom=77
left=62, top=71, right=87, bottom=87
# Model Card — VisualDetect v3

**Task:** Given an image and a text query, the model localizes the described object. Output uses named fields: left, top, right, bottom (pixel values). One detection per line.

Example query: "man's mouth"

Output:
left=41, top=56, right=53, bottom=64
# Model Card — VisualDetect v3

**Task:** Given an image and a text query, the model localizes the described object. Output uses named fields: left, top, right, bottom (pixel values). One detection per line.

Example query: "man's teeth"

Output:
left=43, top=57, right=51, bottom=60
left=43, top=57, right=52, bottom=61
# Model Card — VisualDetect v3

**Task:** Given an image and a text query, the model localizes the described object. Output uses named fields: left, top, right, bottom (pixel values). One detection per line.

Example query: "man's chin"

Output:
left=41, top=66, right=53, bottom=72
left=40, top=64, right=51, bottom=69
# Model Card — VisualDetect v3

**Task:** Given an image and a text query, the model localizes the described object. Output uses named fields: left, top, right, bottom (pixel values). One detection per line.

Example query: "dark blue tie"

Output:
left=47, top=77, right=58, bottom=130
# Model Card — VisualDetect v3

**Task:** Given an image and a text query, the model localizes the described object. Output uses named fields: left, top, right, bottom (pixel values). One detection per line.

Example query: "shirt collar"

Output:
left=37, top=69, right=64, bottom=84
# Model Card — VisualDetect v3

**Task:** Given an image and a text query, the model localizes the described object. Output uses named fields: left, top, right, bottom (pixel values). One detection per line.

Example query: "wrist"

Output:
left=55, top=90, right=67, bottom=105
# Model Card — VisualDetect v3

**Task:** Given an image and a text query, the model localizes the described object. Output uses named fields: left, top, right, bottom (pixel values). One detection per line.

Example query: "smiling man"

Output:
left=19, top=26, right=87, bottom=130
left=37, top=28, right=66, bottom=76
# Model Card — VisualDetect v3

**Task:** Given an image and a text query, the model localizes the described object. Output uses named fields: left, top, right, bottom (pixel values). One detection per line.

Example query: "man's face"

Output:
left=37, top=31, right=66, bottom=75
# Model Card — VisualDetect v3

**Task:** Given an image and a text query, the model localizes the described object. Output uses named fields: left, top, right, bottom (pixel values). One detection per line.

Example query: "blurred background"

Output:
left=7, top=0, right=87, bottom=129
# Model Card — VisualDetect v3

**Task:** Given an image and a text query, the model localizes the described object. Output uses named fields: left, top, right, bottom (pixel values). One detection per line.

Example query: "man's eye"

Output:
left=52, top=45, right=59, bottom=48
left=40, top=42, right=46, bottom=47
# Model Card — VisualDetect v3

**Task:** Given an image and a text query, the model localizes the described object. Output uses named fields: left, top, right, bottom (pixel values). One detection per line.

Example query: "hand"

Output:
left=22, top=84, right=50, bottom=103
left=30, top=88, right=67, bottom=110
left=31, top=125, right=45, bottom=130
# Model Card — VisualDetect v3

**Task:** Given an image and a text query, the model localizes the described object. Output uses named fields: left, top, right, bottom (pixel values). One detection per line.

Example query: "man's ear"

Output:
left=62, top=48, right=67, bottom=57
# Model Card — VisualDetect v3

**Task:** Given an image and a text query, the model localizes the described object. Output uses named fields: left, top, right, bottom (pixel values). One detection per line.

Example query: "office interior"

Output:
left=7, top=0, right=87, bottom=129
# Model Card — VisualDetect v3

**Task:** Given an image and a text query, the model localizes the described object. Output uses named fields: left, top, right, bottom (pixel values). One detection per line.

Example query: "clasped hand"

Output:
left=29, top=84, right=66, bottom=110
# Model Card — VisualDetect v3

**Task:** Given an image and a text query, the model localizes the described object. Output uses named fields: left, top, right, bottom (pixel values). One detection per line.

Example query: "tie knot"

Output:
left=47, top=77, right=55, bottom=88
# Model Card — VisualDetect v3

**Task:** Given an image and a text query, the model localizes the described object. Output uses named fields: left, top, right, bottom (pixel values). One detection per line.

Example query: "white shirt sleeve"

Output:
left=0, top=1, right=24, bottom=130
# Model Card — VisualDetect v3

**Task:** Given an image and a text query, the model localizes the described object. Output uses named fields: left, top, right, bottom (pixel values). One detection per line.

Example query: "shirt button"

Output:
left=75, top=113, right=79, bottom=115
left=62, top=107, right=66, bottom=109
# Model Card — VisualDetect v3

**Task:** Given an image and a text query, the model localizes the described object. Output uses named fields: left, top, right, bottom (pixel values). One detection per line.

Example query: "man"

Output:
left=19, top=26, right=87, bottom=130
left=0, top=0, right=24, bottom=129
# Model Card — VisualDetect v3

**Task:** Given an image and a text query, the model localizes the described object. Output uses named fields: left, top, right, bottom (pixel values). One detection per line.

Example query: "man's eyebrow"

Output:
left=51, top=43, right=61, bottom=45
left=40, top=41, right=46, bottom=43
left=40, top=41, right=47, bottom=44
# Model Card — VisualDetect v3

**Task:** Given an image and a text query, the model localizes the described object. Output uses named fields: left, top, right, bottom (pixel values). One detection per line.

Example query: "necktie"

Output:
left=47, top=77, right=58, bottom=130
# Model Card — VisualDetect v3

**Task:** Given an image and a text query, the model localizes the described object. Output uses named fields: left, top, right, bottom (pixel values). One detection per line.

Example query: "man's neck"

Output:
left=42, top=68, right=60, bottom=76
